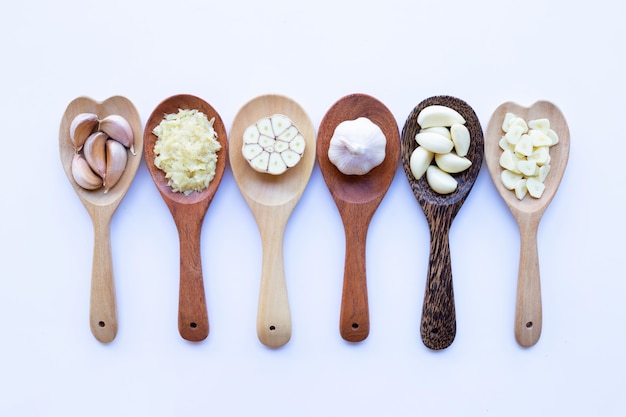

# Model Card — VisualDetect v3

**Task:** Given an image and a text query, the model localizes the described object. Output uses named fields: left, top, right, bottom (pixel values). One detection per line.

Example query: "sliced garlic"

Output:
left=328, top=117, right=386, bottom=176
left=409, top=146, right=433, bottom=180
left=498, top=113, right=559, bottom=200
left=242, top=114, right=305, bottom=175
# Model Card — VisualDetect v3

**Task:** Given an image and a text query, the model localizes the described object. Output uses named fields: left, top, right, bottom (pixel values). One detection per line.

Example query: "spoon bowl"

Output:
left=59, top=95, right=144, bottom=343
left=317, top=93, right=400, bottom=342
left=484, top=100, right=570, bottom=347
left=143, top=94, right=228, bottom=342
left=230, top=94, right=316, bottom=348
left=401, top=95, right=484, bottom=350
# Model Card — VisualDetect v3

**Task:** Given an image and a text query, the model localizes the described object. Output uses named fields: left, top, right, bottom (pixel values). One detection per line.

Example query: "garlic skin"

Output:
left=328, top=117, right=386, bottom=175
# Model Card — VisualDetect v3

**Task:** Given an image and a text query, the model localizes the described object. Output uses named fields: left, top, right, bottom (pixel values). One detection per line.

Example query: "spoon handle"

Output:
left=257, top=220, right=292, bottom=348
left=340, top=220, right=370, bottom=342
left=90, top=214, right=118, bottom=343
left=421, top=227, right=456, bottom=350
left=515, top=216, right=542, bottom=347
left=177, top=218, right=209, bottom=342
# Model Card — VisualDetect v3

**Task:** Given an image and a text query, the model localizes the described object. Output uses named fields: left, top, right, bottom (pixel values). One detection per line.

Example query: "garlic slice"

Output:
left=242, top=114, right=305, bottom=175
left=328, top=117, right=386, bottom=175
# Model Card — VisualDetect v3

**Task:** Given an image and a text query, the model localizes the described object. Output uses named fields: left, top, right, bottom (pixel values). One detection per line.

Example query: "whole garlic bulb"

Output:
left=328, top=117, right=386, bottom=175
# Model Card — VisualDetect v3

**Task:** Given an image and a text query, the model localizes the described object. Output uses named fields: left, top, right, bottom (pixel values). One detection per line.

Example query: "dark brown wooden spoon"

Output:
left=60, top=96, right=143, bottom=343
left=401, top=95, right=484, bottom=350
left=143, top=94, right=228, bottom=342
left=317, top=93, right=400, bottom=342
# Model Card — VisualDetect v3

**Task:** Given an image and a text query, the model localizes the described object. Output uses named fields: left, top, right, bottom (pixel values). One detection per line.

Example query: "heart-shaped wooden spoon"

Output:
left=401, top=95, right=484, bottom=350
left=229, top=95, right=316, bottom=348
left=485, top=101, right=570, bottom=347
left=59, top=95, right=143, bottom=343
left=317, top=93, right=400, bottom=342
left=143, top=94, right=228, bottom=342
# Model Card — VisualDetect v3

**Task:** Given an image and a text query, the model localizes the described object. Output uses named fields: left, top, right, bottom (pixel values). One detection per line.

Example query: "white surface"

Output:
left=1, top=0, right=624, bottom=415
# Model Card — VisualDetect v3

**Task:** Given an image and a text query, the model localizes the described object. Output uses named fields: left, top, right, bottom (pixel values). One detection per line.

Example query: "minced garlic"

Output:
left=153, top=109, right=222, bottom=196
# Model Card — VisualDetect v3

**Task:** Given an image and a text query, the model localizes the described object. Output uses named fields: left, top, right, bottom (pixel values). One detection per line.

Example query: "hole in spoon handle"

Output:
left=421, top=232, right=456, bottom=350
left=178, top=229, right=209, bottom=342
left=90, top=218, right=118, bottom=343
left=340, top=226, right=370, bottom=342
left=515, top=222, right=542, bottom=347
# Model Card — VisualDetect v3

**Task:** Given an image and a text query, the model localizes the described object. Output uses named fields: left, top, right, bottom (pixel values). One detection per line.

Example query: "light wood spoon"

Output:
left=229, top=95, right=316, bottom=348
left=317, top=93, right=400, bottom=342
left=401, top=95, right=484, bottom=350
left=143, top=94, right=228, bottom=342
left=59, top=95, right=143, bottom=343
left=485, top=101, right=570, bottom=347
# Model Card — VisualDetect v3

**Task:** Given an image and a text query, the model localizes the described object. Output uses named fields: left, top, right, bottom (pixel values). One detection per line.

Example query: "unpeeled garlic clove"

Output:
left=71, top=153, right=103, bottom=190
left=69, top=113, right=99, bottom=152
left=83, top=131, right=108, bottom=180
left=103, top=139, right=128, bottom=193
left=99, top=114, right=135, bottom=155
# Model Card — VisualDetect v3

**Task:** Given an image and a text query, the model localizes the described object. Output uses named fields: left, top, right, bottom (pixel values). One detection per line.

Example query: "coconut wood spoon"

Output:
left=59, top=95, right=143, bottom=343
left=229, top=95, right=316, bottom=348
left=485, top=101, right=570, bottom=347
left=317, top=93, right=400, bottom=342
left=401, top=95, right=484, bottom=350
left=143, top=94, right=228, bottom=342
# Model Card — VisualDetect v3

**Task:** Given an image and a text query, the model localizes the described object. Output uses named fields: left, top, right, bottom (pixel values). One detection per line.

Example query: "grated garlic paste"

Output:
left=153, top=109, right=221, bottom=196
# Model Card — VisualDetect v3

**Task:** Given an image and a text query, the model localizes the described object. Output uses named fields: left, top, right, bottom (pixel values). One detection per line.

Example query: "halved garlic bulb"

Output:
left=328, top=117, right=386, bottom=175
left=242, top=114, right=305, bottom=175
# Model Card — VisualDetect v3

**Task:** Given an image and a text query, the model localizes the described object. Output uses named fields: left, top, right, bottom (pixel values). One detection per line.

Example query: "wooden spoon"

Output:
left=143, top=94, right=228, bottom=342
left=229, top=95, right=316, bottom=348
left=401, top=95, right=484, bottom=350
left=59, top=95, right=143, bottom=343
left=485, top=101, right=570, bottom=347
left=317, top=93, right=400, bottom=342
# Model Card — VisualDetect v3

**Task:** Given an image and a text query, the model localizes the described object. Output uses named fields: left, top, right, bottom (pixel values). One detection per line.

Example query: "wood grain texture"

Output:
left=229, top=94, right=316, bottom=348
left=143, top=94, right=229, bottom=342
left=484, top=101, right=570, bottom=347
left=401, top=95, right=484, bottom=350
left=59, top=95, right=144, bottom=343
left=317, top=93, right=400, bottom=342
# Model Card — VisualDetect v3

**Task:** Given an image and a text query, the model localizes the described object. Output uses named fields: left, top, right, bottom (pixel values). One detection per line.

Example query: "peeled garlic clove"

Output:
left=100, top=114, right=135, bottom=155
left=83, top=131, right=108, bottom=179
left=515, top=178, right=528, bottom=200
left=415, top=131, right=454, bottom=154
left=417, top=105, right=465, bottom=128
left=103, top=139, right=128, bottom=193
left=528, top=118, right=550, bottom=132
left=420, top=126, right=451, bottom=139
left=71, top=153, right=102, bottom=190
left=69, top=112, right=99, bottom=152
left=517, top=159, right=538, bottom=177
left=409, top=146, right=433, bottom=180
left=501, top=112, right=517, bottom=132
left=242, top=114, right=305, bottom=175
left=434, top=152, right=472, bottom=174
left=328, top=117, right=386, bottom=176
left=526, top=177, right=546, bottom=198
left=450, top=123, right=470, bottom=157
left=514, top=134, right=534, bottom=157
left=426, top=165, right=458, bottom=194
left=529, top=129, right=552, bottom=147
left=501, top=169, right=523, bottom=190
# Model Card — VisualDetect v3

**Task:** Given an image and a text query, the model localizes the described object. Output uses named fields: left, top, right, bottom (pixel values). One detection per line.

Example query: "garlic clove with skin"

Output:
left=328, top=117, right=386, bottom=176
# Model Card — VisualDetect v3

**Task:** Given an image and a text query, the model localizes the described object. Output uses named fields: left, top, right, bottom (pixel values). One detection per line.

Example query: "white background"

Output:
left=1, top=0, right=624, bottom=415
